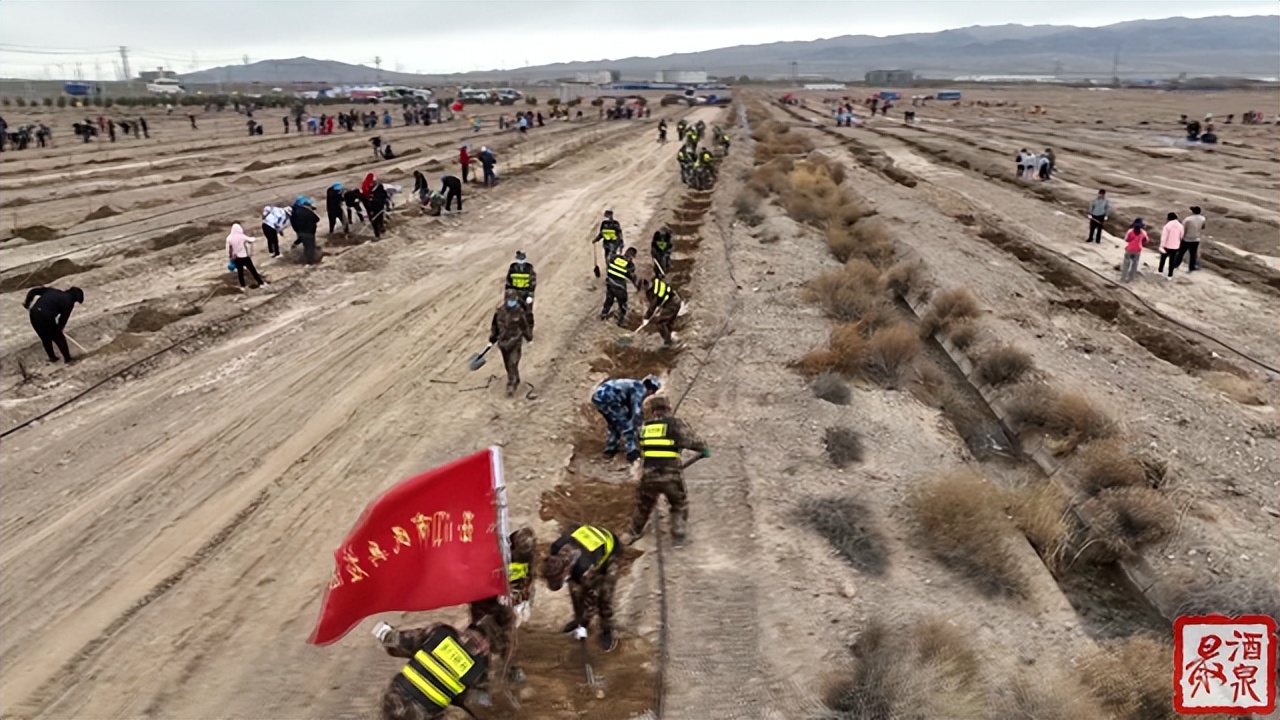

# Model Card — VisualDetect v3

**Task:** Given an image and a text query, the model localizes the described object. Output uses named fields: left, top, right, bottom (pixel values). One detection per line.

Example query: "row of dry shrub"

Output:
left=825, top=617, right=1196, bottom=720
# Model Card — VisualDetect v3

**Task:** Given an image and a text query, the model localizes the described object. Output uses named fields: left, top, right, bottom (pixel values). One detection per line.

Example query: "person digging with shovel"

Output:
left=23, top=285, right=83, bottom=364
left=488, top=289, right=534, bottom=397
left=624, top=394, right=709, bottom=548
left=373, top=615, right=501, bottom=720
left=543, top=524, right=621, bottom=653
left=639, top=276, right=682, bottom=347
left=591, top=374, right=660, bottom=463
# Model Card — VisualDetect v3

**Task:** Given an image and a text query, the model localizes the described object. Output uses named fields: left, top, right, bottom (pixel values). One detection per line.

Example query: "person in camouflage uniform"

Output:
left=542, top=524, right=621, bottom=652
left=650, top=224, right=673, bottom=276
left=488, top=289, right=534, bottom=397
left=467, top=528, right=537, bottom=683
left=503, top=251, right=537, bottom=330
left=627, top=395, right=709, bottom=546
left=591, top=375, right=660, bottom=462
left=641, top=276, right=682, bottom=347
left=375, top=615, right=499, bottom=720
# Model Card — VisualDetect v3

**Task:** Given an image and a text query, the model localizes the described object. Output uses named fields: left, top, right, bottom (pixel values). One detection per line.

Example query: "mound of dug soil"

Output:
left=244, top=159, right=274, bottom=171
left=1, top=258, right=96, bottom=293
left=83, top=205, right=121, bottom=222
left=232, top=176, right=260, bottom=186
left=125, top=304, right=200, bottom=333
left=190, top=182, right=229, bottom=198
left=95, top=332, right=149, bottom=356
left=6, top=225, right=60, bottom=243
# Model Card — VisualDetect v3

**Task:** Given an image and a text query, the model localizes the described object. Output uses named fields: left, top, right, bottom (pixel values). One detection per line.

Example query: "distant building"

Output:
left=864, top=69, right=914, bottom=86
left=804, top=83, right=847, bottom=91
left=138, top=67, right=178, bottom=83
left=655, top=70, right=708, bottom=84
left=574, top=70, right=619, bottom=85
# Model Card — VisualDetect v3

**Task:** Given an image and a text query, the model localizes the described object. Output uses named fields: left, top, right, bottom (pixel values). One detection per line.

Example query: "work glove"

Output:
left=700, top=448, right=711, bottom=459
left=573, top=626, right=589, bottom=641
left=372, top=621, right=394, bottom=643
left=514, top=602, right=532, bottom=627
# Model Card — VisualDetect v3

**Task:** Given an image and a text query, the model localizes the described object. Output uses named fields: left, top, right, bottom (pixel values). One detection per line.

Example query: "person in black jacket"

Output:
left=325, top=183, right=348, bottom=235
left=440, top=175, right=463, bottom=212
left=343, top=188, right=367, bottom=227
left=289, top=197, right=321, bottom=264
left=23, top=286, right=84, bottom=363
left=367, top=182, right=389, bottom=239
left=412, top=171, right=428, bottom=204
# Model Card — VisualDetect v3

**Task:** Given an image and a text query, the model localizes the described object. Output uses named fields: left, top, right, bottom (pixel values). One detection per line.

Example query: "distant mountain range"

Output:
left=179, top=15, right=1279, bottom=86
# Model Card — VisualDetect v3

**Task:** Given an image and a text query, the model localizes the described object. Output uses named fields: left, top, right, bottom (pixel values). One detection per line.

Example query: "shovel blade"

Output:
left=593, top=266, right=601, bottom=278
left=468, top=354, right=488, bottom=371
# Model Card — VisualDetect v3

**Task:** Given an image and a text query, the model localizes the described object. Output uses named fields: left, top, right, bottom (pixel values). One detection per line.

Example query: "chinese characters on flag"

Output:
left=1174, top=614, right=1277, bottom=715
left=308, top=448, right=508, bottom=645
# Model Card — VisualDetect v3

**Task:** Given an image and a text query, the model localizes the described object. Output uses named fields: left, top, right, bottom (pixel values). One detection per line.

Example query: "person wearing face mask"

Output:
left=488, top=289, right=534, bottom=398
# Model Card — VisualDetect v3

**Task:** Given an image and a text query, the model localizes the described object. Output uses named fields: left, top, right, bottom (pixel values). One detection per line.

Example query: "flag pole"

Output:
left=489, top=446, right=512, bottom=597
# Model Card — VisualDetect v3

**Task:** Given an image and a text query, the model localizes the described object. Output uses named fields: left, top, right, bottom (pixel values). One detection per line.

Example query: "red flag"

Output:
left=308, top=447, right=509, bottom=645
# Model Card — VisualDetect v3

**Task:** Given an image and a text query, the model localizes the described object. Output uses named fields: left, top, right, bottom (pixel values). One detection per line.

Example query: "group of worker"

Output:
left=669, top=118, right=725, bottom=190
left=377, top=378, right=709, bottom=719
left=388, top=123, right=716, bottom=718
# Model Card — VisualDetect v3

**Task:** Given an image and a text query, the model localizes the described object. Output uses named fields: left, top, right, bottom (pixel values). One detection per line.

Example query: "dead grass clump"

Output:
left=805, top=261, right=886, bottom=322
left=1077, top=636, right=1177, bottom=720
left=849, top=217, right=896, bottom=266
left=1138, top=455, right=1171, bottom=489
left=1084, top=486, right=1176, bottom=561
left=864, top=323, right=921, bottom=387
left=829, top=323, right=869, bottom=376
left=946, top=320, right=978, bottom=350
left=1076, top=441, right=1148, bottom=495
left=907, top=360, right=947, bottom=406
left=747, top=158, right=793, bottom=195
left=1004, top=669, right=1110, bottom=720
left=879, top=260, right=928, bottom=299
left=974, top=345, right=1034, bottom=387
left=797, top=348, right=839, bottom=376
left=920, top=288, right=980, bottom=337
left=795, top=497, right=887, bottom=575
left=734, top=189, right=765, bottom=226
left=825, top=617, right=988, bottom=719
left=811, top=372, right=851, bottom=405
left=908, top=473, right=1028, bottom=597
left=823, top=427, right=864, bottom=467
left=1005, top=481, right=1074, bottom=572
left=1004, top=386, right=1116, bottom=455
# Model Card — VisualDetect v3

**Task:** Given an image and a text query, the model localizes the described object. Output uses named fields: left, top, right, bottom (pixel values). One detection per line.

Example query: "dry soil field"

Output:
left=0, top=85, right=1276, bottom=720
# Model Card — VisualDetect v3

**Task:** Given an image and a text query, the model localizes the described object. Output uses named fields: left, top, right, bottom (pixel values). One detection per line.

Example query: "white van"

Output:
left=146, top=77, right=185, bottom=95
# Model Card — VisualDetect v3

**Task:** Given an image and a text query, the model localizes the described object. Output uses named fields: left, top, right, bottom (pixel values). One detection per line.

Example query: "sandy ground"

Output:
left=0, top=85, right=1277, bottom=720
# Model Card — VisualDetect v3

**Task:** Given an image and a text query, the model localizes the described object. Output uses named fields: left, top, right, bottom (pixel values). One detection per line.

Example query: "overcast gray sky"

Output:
left=0, top=0, right=1274, bottom=79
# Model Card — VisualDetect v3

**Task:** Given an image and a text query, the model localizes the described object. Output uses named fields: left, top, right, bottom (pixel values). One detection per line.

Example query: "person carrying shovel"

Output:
left=592, top=209, right=624, bottom=260
left=600, top=247, right=639, bottom=327
left=23, top=285, right=84, bottom=364
left=488, top=289, right=533, bottom=398
left=624, top=394, right=709, bottom=548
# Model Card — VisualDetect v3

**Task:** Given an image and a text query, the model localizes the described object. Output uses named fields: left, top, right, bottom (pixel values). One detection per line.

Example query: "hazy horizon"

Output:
left=0, top=0, right=1275, bottom=81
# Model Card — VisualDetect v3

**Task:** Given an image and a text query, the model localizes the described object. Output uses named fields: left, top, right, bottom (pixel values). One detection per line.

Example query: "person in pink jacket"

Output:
left=226, top=223, right=267, bottom=292
left=1120, top=218, right=1150, bottom=283
left=1157, top=212, right=1185, bottom=279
